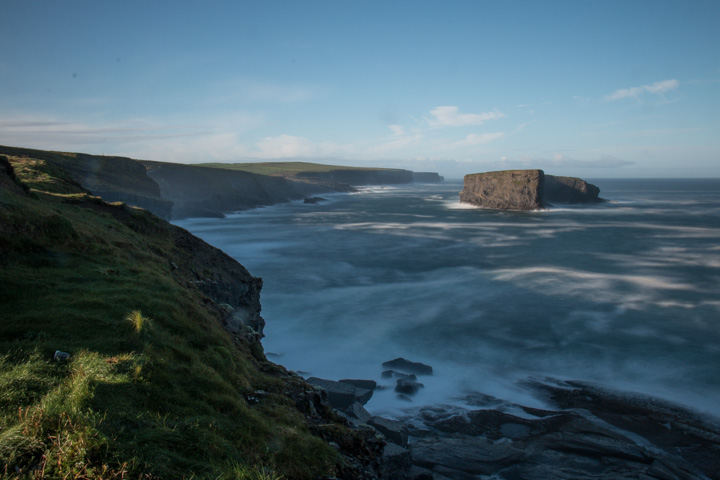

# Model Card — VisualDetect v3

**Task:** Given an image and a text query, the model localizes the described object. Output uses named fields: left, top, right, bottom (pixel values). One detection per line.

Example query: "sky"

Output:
left=1, top=0, right=719, bottom=179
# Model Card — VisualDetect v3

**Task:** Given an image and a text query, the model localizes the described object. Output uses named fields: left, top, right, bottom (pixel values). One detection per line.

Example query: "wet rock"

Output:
left=339, top=379, right=377, bottom=391
left=395, top=378, right=425, bottom=396
left=410, top=437, right=523, bottom=475
left=369, top=416, right=409, bottom=447
left=343, top=402, right=373, bottom=424
left=382, top=357, right=433, bottom=375
left=381, top=443, right=412, bottom=480
left=306, top=377, right=373, bottom=409
left=428, top=408, right=578, bottom=440
left=409, top=465, right=434, bottom=480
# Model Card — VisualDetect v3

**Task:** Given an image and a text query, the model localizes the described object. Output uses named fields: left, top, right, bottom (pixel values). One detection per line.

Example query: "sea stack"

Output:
left=460, top=169, right=602, bottom=210
left=460, top=169, right=545, bottom=210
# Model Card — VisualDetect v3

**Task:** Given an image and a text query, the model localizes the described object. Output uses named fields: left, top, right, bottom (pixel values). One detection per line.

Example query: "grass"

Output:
left=1, top=154, right=348, bottom=479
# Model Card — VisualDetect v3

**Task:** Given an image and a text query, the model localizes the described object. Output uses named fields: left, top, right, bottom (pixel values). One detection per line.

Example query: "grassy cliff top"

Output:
left=0, top=153, right=361, bottom=479
left=200, top=161, right=403, bottom=176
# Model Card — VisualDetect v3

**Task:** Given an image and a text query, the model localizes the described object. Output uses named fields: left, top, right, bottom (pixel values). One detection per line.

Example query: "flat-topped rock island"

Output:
left=460, top=169, right=602, bottom=210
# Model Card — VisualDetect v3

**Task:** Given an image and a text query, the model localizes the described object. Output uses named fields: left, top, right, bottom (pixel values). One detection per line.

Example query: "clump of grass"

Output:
left=216, top=461, right=284, bottom=480
left=126, top=309, right=149, bottom=334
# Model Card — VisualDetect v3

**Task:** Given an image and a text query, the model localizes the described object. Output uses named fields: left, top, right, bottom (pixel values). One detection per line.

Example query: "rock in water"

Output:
left=544, top=175, right=601, bottom=203
left=459, top=170, right=545, bottom=210
left=382, top=358, right=434, bottom=375
left=459, top=169, right=602, bottom=210
left=306, top=377, right=373, bottom=409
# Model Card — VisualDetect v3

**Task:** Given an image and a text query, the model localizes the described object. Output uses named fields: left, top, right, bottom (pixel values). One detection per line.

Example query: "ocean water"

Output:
left=175, top=179, right=720, bottom=418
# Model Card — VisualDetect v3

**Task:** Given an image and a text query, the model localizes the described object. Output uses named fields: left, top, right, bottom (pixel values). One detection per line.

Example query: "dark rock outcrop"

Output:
left=369, top=416, right=409, bottom=447
left=306, top=377, right=374, bottom=410
left=545, top=174, right=601, bottom=203
left=392, top=380, right=720, bottom=480
left=169, top=225, right=266, bottom=337
left=460, top=169, right=545, bottom=210
left=459, top=169, right=602, bottom=210
left=382, top=358, right=434, bottom=376
left=395, top=378, right=425, bottom=396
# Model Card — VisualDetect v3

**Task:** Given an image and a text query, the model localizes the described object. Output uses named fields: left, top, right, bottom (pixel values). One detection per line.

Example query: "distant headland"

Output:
left=0, top=145, right=442, bottom=219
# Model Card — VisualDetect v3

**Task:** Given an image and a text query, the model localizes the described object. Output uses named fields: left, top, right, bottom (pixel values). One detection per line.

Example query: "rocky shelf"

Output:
left=307, top=358, right=720, bottom=480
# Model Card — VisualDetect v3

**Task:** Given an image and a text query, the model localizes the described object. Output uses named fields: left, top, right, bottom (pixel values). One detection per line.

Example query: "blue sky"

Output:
left=1, top=0, right=718, bottom=178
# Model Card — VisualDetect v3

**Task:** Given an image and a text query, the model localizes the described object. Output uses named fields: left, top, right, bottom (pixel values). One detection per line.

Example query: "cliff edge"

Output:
left=0, top=153, right=383, bottom=479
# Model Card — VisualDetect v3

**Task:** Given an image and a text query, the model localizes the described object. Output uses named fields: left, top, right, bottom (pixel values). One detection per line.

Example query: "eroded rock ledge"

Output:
left=460, top=169, right=602, bottom=210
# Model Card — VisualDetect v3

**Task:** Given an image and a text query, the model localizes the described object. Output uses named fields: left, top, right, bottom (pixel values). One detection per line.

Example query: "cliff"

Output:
left=294, top=168, right=414, bottom=185
left=0, top=147, right=444, bottom=220
left=0, top=153, right=383, bottom=479
left=142, top=160, right=308, bottom=219
left=412, top=171, right=444, bottom=183
left=460, top=169, right=602, bottom=210
left=0, top=145, right=173, bottom=219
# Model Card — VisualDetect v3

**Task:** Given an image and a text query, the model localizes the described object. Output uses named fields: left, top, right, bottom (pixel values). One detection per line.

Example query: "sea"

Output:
left=175, top=179, right=720, bottom=419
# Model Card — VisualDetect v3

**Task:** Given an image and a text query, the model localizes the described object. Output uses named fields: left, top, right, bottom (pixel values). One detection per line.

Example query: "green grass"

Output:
left=200, top=161, right=400, bottom=177
left=1, top=155, right=347, bottom=479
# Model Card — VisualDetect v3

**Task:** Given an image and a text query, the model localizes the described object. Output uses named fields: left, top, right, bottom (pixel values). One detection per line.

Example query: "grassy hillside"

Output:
left=200, top=162, right=400, bottom=177
left=0, top=154, right=371, bottom=479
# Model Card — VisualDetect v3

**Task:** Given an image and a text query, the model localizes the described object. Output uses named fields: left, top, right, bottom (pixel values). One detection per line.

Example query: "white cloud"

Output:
left=428, top=106, right=505, bottom=127
left=388, top=124, right=405, bottom=136
left=450, top=132, right=504, bottom=148
left=255, top=134, right=342, bottom=158
left=604, top=79, right=679, bottom=101
left=364, top=134, right=423, bottom=156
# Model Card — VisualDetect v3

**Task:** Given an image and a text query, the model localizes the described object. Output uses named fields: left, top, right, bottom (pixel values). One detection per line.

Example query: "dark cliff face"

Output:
left=460, top=170, right=545, bottom=210
left=143, top=160, right=303, bottom=219
left=296, top=168, right=415, bottom=185
left=170, top=225, right=265, bottom=337
left=412, top=172, right=444, bottom=183
left=544, top=175, right=601, bottom=203
left=0, top=145, right=173, bottom=219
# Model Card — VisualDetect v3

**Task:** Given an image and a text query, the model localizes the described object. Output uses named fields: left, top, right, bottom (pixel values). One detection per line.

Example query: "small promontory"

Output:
left=460, top=169, right=602, bottom=210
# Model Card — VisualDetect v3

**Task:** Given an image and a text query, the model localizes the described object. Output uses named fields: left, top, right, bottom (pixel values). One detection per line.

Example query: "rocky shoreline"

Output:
left=304, top=358, right=720, bottom=480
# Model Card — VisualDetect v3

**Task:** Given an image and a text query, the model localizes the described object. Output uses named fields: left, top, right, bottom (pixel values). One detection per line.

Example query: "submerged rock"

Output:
left=395, top=379, right=425, bottom=396
left=381, top=358, right=433, bottom=376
